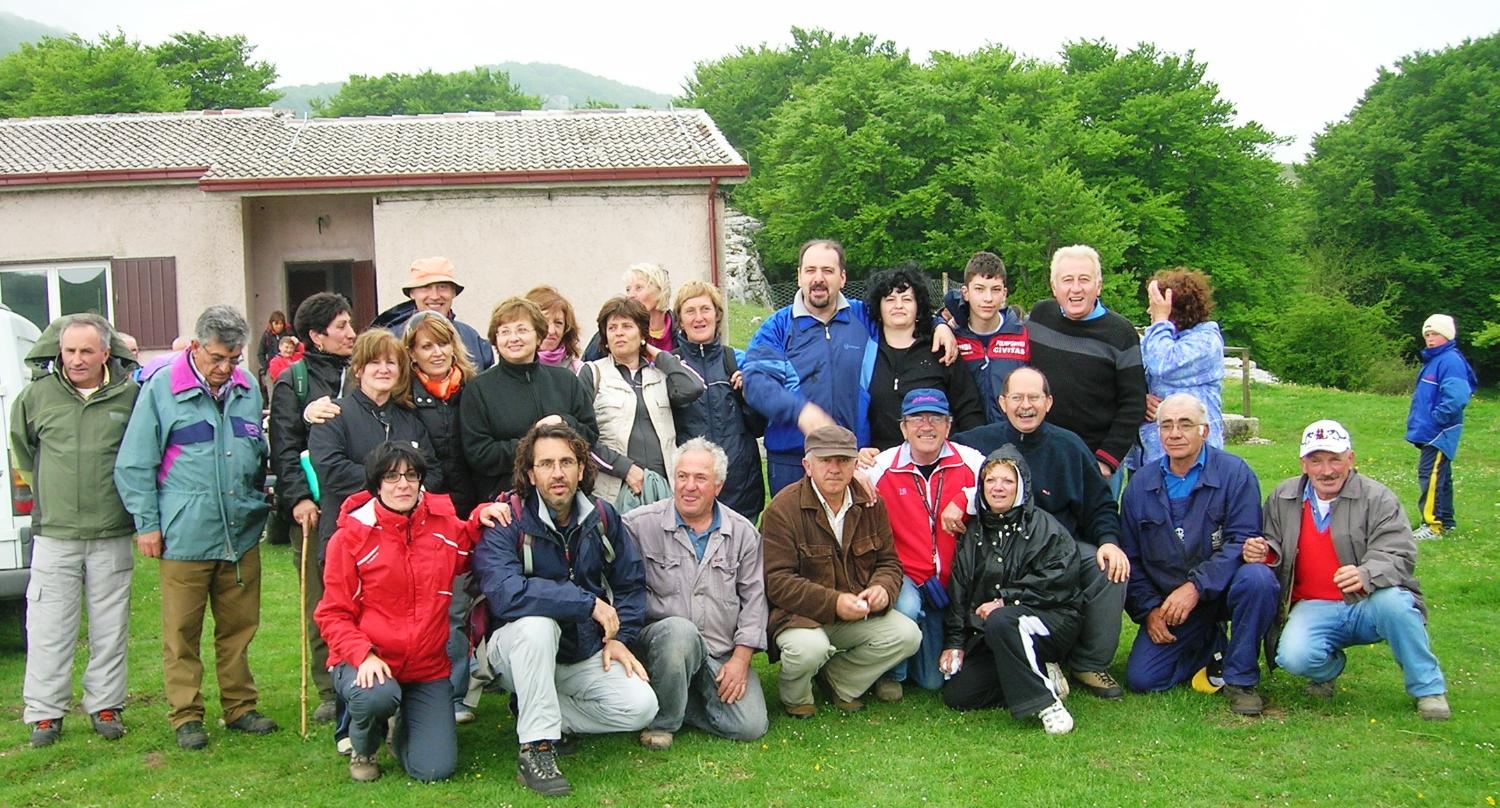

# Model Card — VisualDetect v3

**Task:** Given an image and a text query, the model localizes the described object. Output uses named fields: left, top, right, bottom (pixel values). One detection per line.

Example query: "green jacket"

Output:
left=8, top=319, right=139, bottom=540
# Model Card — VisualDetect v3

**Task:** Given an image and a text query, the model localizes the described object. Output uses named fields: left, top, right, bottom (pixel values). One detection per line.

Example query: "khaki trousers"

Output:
left=159, top=546, right=262, bottom=728
left=775, top=610, right=921, bottom=706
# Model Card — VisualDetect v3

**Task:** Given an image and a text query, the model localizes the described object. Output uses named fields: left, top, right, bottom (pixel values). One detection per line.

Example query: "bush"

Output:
left=1260, top=289, right=1403, bottom=391
left=1360, top=354, right=1419, bottom=396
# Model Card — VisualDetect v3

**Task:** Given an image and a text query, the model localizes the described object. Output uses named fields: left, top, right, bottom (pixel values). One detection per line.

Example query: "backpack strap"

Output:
left=289, top=359, right=310, bottom=408
left=721, top=344, right=738, bottom=380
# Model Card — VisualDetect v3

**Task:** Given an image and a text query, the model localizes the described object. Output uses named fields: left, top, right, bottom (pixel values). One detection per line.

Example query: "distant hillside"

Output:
left=272, top=61, right=672, bottom=116
left=0, top=11, right=70, bottom=56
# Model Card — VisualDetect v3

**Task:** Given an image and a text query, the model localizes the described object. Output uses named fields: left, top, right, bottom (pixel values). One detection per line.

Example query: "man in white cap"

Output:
left=1251, top=420, right=1450, bottom=720
left=372, top=257, right=495, bottom=369
left=1404, top=314, right=1476, bottom=540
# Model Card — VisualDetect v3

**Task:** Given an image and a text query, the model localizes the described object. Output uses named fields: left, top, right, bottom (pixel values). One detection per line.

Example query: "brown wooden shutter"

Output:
left=110, top=257, right=179, bottom=350
left=352, top=260, right=377, bottom=329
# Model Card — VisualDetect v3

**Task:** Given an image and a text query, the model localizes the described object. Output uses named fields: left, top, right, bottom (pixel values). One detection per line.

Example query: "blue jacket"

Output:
left=1405, top=341, right=1476, bottom=460
left=114, top=351, right=270, bottom=562
left=472, top=491, right=646, bottom=664
left=1120, top=445, right=1262, bottom=622
left=671, top=333, right=767, bottom=523
left=1136, top=319, right=1225, bottom=466
left=942, top=289, right=1029, bottom=424
left=743, top=294, right=877, bottom=456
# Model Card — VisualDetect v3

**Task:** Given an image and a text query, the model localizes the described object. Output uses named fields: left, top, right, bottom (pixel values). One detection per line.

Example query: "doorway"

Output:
left=284, top=260, right=377, bottom=330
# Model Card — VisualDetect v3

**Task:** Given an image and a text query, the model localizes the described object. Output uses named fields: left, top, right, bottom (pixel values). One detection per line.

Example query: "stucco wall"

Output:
left=244, top=193, right=376, bottom=331
left=0, top=184, right=245, bottom=340
left=371, top=185, right=722, bottom=343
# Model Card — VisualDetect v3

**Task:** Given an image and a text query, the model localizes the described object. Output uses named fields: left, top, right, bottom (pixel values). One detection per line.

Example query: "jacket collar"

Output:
left=1141, top=444, right=1227, bottom=494
left=889, top=440, right=963, bottom=472
left=168, top=349, right=252, bottom=396
left=791, top=291, right=851, bottom=324
left=796, top=475, right=871, bottom=512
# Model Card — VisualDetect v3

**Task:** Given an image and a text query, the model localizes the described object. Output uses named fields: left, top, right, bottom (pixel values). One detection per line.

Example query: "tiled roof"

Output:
left=0, top=108, right=747, bottom=190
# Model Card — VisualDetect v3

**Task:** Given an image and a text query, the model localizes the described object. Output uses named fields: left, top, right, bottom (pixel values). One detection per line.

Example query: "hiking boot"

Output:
left=815, top=675, right=864, bottom=713
left=782, top=701, right=816, bottom=719
left=1045, top=663, right=1071, bottom=700
left=349, top=753, right=380, bottom=782
left=454, top=706, right=476, bottom=724
left=91, top=709, right=126, bottom=740
left=29, top=717, right=62, bottom=748
left=1411, top=524, right=1439, bottom=541
left=517, top=741, right=571, bottom=797
left=1416, top=694, right=1451, bottom=721
left=1038, top=701, right=1074, bottom=735
left=176, top=720, right=209, bottom=750
left=1305, top=679, right=1337, bottom=700
left=871, top=676, right=904, bottom=703
left=1223, top=684, right=1265, bottom=716
left=639, top=729, right=674, bottom=750
left=225, top=710, right=279, bottom=735
left=312, top=700, right=337, bottom=723
left=1071, top=670, right=1124, bottom=700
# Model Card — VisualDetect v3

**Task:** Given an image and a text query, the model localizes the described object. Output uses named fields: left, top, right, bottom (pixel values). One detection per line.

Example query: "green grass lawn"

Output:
left=1, top=375, right=1496, bottom=806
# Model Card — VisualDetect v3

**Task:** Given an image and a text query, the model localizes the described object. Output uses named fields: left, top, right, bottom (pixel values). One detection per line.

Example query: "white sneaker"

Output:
left=454, top=707, right=476, bottom=724
left=1411, top=525, right=1439, bottom=541
left=336, top=736, right=353, bottom=756
left=1038, top=700, right=1074, bottom=735
left=1045, top=663, right=1071, bottom=700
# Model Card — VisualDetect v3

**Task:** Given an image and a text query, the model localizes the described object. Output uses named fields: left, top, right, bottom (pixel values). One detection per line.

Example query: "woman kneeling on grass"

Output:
left=939, top=445, right=1084, bottom=734
left=315, top=442, right=508, bottom=783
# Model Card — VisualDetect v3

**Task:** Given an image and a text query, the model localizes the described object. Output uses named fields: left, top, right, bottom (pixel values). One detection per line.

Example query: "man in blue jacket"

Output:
left=473, top=422, right=657, bottom=798
left=1119, top=394, right=1278, bottom=716
left=1405, top=314, right=1477, bottom=540
left=744, top=239, right=956, bottom=494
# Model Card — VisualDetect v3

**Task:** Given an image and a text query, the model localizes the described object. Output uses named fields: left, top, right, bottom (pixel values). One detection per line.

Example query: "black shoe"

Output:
left=517, top=741, right=571, bottom=797
left=225, top=710, right=279, bottom=735
left=91, top=709, right=126, bottom=740
left=29, top=717, right=62, bottom=748
left=1223, top=684, right=1265, bottom=716
left=176, top=720, right=209, bottom=750
left=554, top=733, right=579, bottom=756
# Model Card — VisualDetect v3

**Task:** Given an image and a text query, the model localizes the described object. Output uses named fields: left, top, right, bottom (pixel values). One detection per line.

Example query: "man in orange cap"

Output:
left=373, top=257, right=494, bottom=369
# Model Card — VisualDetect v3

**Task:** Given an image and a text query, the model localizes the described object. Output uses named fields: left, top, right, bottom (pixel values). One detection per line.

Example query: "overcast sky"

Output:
left=4, top=0, right=1497, bottom=162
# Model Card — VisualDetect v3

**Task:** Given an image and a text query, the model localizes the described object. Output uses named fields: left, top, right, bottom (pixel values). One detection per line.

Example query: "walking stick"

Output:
left=299, top=518, right=311, bottom=739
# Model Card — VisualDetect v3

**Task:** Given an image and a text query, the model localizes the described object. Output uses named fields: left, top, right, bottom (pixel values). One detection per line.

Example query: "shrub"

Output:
left=1360, top=354, right=1419, bottom=396
left=1260, top=289, right=1403, bottom=391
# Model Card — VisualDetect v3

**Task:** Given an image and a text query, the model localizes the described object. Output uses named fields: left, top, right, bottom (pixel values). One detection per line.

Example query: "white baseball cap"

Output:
left=1300, top=420, right=1351, bottom=457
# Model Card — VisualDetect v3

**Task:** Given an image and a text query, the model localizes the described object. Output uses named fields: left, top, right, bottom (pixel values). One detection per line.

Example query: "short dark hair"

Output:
left=963, top=251, right=1007, bottom=285
left=364, top=441, right=428, bottom=494
left=798, top=239, right=846, bottom=272
left=293, top=293, right=353, bottom=345
left=1002, top=366, right=1052, bottom=398
left=513, top=422, right=595, bottom=504
left=864, top=265, right=934, bottom=340
left=595, top=296, right=651, bottom=360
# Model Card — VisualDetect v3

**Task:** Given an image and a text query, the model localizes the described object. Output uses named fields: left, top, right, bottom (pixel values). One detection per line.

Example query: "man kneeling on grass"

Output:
left=1258, top=420, right=1450, bottom=721
left=474, top=423, right=658, bottom=797
left=623, top=437, right=769, bottom=749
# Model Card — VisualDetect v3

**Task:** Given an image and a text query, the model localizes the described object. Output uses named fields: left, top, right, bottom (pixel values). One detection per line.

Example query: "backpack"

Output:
left=288, top=359, right=310, bottom=408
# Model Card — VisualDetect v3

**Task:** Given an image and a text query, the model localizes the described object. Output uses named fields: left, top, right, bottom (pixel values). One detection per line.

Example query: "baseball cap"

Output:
left=1300, top=420, right=1351, bottom=457
left=901, top=388, right=950, bottom=417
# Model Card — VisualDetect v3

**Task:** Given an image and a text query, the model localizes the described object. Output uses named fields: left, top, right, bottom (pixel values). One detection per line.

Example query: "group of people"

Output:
left=8, top=239, right=1469, bottom=797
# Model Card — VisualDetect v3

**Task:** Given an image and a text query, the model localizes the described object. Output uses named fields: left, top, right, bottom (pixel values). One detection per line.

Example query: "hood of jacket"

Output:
left=975, top=444, right=1032, bottom=520
left=25, top=317, right=138, bottom=381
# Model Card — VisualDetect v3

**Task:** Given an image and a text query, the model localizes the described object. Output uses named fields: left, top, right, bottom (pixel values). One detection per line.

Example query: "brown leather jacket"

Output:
left=761, top=477, right=906, bottom=647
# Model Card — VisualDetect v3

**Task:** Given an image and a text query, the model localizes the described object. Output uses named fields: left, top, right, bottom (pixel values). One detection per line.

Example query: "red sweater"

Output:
left=1291, top=499, right=1344, bottom=603
left=316, top=491, right=477, bottom=682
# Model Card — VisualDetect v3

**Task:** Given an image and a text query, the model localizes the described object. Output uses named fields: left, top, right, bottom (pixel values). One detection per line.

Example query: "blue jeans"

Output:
left=767, top=454, right=805, bottom=497
left=886, top=577, right=945, bottom=691
left=1415, top=445, right=1455, bottom=530
left=1275, top=587, right=1446, bottom=697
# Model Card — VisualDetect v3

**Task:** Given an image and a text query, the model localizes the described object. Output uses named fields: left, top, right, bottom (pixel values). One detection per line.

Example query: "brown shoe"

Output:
left=1223, top=684, right=1264, bottom=716
left=782, top=701, right=816, bottom=719
left=1416, top=694, right=1451, bottom=721
left=1071, top=670, right=1124, bottom=700
left=816, top=672, right=864, bottom=713
left=871, top=676, right=904, bottom=703
left=639, top=729, right=674, bottom=750
left=1305, top=679, right=1337, bottom=700
left=349, top=753, right=380, bottom=782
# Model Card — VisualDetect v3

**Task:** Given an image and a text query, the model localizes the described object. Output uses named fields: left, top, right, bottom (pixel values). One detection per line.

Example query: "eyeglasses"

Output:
left=533, top=457, right=579, bottom=472
left=902, top=414, right=950, bottom=426
left=1005, top=393, right=1046, bottom=404
left=1158, top=420, right=1203, bottom=435
left=381, top=470, right=422, bottom=484
left=197, top=347, right=243, bottom=368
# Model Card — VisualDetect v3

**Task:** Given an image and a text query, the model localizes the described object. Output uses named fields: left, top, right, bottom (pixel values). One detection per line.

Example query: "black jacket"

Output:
left=944, top=446, right=1083, bottom=651
left=868, top=336, right=985, bottom=451
left=269, top=350, right=349, bottom=516
left=411, top=378, right=479, bottom=518
left=459, top=358, right=599, bottom=501
left=308, top=388, right=442, bottom=546
left=670, top=333, right=767, bottom=523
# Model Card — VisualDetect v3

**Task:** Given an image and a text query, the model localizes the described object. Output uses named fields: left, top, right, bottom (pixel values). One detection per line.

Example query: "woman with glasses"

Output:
left=459, top=297, right=598, bottom=502
left=316, top=442, right=508, bottom=783
left=865, top=266, right=985, bottom=451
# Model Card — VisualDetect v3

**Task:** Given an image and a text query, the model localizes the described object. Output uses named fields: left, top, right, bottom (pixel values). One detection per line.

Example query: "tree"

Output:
left=311, top=67, right=541, bottom=117
left=151, top=31, right=279, bottom=109
left=1300, top=34, right=1500, bottom=379
left=0, top=32, right=185, bottom=117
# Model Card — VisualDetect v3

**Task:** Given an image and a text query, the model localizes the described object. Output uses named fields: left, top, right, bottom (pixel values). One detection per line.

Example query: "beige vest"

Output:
left=586, top=357, right=678, bottom=501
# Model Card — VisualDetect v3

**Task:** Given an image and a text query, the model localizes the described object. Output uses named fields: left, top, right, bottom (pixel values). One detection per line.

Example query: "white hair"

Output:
left=1049, top=244, right=1103, bottom=285
left=1155, top=393, right=1210, bottom=425
left=56, top=313, right=114, bottom=351
left=673, top=437, right=729, bottom=484
left=623, top=262, right=671, bottom=311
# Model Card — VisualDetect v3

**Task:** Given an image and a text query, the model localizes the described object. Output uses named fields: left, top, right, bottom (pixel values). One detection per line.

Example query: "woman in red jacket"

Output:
left=315, top=441, right=506, bottom=783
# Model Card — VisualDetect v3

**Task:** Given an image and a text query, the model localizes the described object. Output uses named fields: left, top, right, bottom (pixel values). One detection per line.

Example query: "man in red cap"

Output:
left=373, top=257, right=494, bottom=369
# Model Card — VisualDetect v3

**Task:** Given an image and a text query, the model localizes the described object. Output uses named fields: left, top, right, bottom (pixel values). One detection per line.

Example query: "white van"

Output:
left=0, top=304, right=40, bottom=600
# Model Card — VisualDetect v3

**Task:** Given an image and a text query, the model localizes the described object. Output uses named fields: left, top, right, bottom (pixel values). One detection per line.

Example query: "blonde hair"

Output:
left=672, top=280, right=725, bottom=338
left=624, top=262, right=671, bottom=312
left=1049, top=244, right=1102, bottom=285
left=404, top=311, right=477, bottom=382
left=524, top=284, right=581, bottom=359
left=350, top=329, right=413, bottom=408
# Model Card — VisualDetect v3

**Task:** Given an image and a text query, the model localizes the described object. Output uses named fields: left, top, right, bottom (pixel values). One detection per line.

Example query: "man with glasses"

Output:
left=947, top=367, right=1130, bottom=701
left=115, top=306, right=279, bottom=748
left=1118, top=393, right=1277, bottom=716
left=473, top=422, right=657, bottom=797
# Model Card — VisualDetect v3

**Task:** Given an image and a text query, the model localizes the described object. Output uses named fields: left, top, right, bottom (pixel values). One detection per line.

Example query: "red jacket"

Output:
left=316, top=490, right=477, bottom=683
left=867, top=441, right=984, bottom=587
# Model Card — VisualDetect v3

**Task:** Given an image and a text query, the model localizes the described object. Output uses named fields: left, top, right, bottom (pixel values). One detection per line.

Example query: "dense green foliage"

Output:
left=1300, top=33, right=1500, bottom=379
left=0, top=32, right=186, bottom=116
left=152, top=31, right=280, bottom=110
left=310, top=67, right=541, bottom=116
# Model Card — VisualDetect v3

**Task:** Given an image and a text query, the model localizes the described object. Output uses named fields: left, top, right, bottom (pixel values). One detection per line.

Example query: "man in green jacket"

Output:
left=114, top=305, right=278, bottom=749
left=9, top=314, right=139, bottom=747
